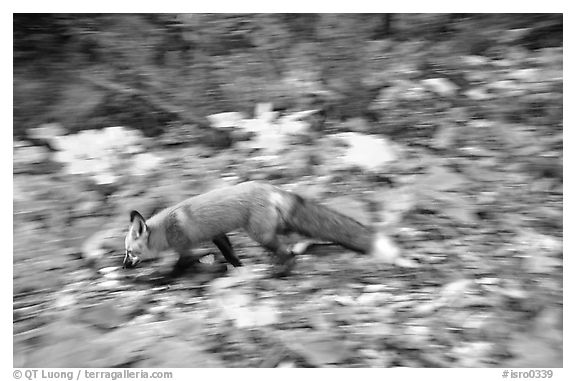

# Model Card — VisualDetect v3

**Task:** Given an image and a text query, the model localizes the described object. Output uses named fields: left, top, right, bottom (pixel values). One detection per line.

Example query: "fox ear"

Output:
left=129, top=210, right=147, bottom=236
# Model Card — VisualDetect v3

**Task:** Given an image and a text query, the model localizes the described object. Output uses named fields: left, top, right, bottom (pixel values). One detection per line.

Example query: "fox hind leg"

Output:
left=213, top=234, right=242, bottom=267
left=246, top=209, right=296, bottom=276
left=262, top=236, right=296, bottom=277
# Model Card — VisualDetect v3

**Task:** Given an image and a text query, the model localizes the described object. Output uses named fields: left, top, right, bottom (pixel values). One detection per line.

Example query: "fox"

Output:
left=123, top=181, right=402, bottom=277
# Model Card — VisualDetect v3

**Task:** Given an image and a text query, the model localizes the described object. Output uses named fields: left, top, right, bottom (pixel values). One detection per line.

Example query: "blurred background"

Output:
left=13, top=14, right=562, bottom=368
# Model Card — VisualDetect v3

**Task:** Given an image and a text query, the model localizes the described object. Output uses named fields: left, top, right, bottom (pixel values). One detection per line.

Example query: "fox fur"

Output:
left=124, top=181, right=400, bottom=276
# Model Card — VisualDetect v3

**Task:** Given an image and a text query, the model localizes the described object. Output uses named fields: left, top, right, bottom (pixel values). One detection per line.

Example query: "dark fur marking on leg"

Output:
left=213, top=234, right=242, bottom=267
left=165, top=212, right=197, bottom=278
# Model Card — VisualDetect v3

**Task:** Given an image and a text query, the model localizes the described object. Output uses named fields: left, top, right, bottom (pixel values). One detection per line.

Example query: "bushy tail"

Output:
left=283, top=192, right=409, bottom=266
left=285, top=196, right=376, bottom=254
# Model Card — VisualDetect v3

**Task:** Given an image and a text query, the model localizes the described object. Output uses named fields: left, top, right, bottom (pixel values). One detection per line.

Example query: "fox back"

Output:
left=152, top=182, right=293, bottom=243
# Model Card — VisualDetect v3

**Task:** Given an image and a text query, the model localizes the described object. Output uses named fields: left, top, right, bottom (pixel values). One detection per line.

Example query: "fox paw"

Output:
left=271, top=252, right=296, bottom=277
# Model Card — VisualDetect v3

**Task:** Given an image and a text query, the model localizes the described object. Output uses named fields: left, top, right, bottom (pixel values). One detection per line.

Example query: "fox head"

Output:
left=123, top=210, right=155, bottom=268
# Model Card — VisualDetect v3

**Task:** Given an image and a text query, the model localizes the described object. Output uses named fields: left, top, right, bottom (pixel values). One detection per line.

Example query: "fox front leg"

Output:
left=252, top=233, right=296, bottom=277
left=212, top=234, right=242, bottom=267
left=164, top=213, right=198, bottom=278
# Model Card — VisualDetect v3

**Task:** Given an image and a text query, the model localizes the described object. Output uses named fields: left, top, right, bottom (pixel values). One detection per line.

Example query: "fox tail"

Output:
left=286, top=195, right=401, bottom=264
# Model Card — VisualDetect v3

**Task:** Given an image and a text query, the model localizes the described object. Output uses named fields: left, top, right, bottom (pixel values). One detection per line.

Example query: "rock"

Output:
left=413, top=301, right=439, bottom=316
left=419, top=165, right=468, bottom=192
left=234, top=304, right=278, bottom=328
left=13, top=143, right=54, bottom=174
left=14, top=144, right=51, bottom=163
left=74, top=197, right=104, bottom=217
left=464, top=87, right=492, bottom=100
left=209, top=267, right=260, bottom=291
left=452, top=342, right=494, bottom=367
left=99, top=266, right=121, bottom=275
left=440, top=279, right=474, bottom=300
left=421, top=78, right=458, bottom=97
left=26, top=321, right=168, bottom=367
left=149, top=304, right=169, bottom=316
left=138, top=340, right=224, bottom=367
left=130, top=314, right=155, bottom=325
left=333, top=132, right=398, bottom=172
left=278, top=330, right=353, bottom=367
left=24, top=320, right=100, bottom=367
left=98, top=280, right=124, bottom=290
left=207, top=112, right=246, bottom=128
left=509, top=68, right=540, bottom=82
left=356, top=292, right=391, bottom=306
left=76, top=301, right=130, bottom=330
left=363, top=284, right=388, bottom=293
left=215, top=290, right=279, bottom=328
left=26, top=340, right=108, bottom=367
left=28, top=123, right=66, bottom=140
left=70, top=269, right=95, bottom=283
left=341, top=117, right=370, bottom=133
left=333, top=295, right=356, bottom=306
left=359, top=348, right=392, bottom=367
left=461, top=55, right=490, bottom=66
left=157, top=315, right=203, bottom=340
left=54, top=293, right=76, bottom=309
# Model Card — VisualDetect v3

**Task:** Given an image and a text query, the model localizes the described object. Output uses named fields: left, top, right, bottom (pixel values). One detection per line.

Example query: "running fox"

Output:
left=124, top=181, right=400, bottom=276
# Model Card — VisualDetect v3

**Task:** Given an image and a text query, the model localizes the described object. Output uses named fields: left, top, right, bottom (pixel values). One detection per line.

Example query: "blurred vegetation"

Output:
left=14, top=13, right=562, bottom=139
left=13, top=14, right=563, bottom=368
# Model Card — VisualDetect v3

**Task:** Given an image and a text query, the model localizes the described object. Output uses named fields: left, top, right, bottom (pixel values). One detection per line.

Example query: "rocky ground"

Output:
left=13, top=132, right=562, bottom=367
left=13, top=44, right=562, bottom=367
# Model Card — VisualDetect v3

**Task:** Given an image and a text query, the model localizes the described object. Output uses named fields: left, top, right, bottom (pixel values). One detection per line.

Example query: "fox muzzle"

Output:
left=123, top=250, right=141, bottom=269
